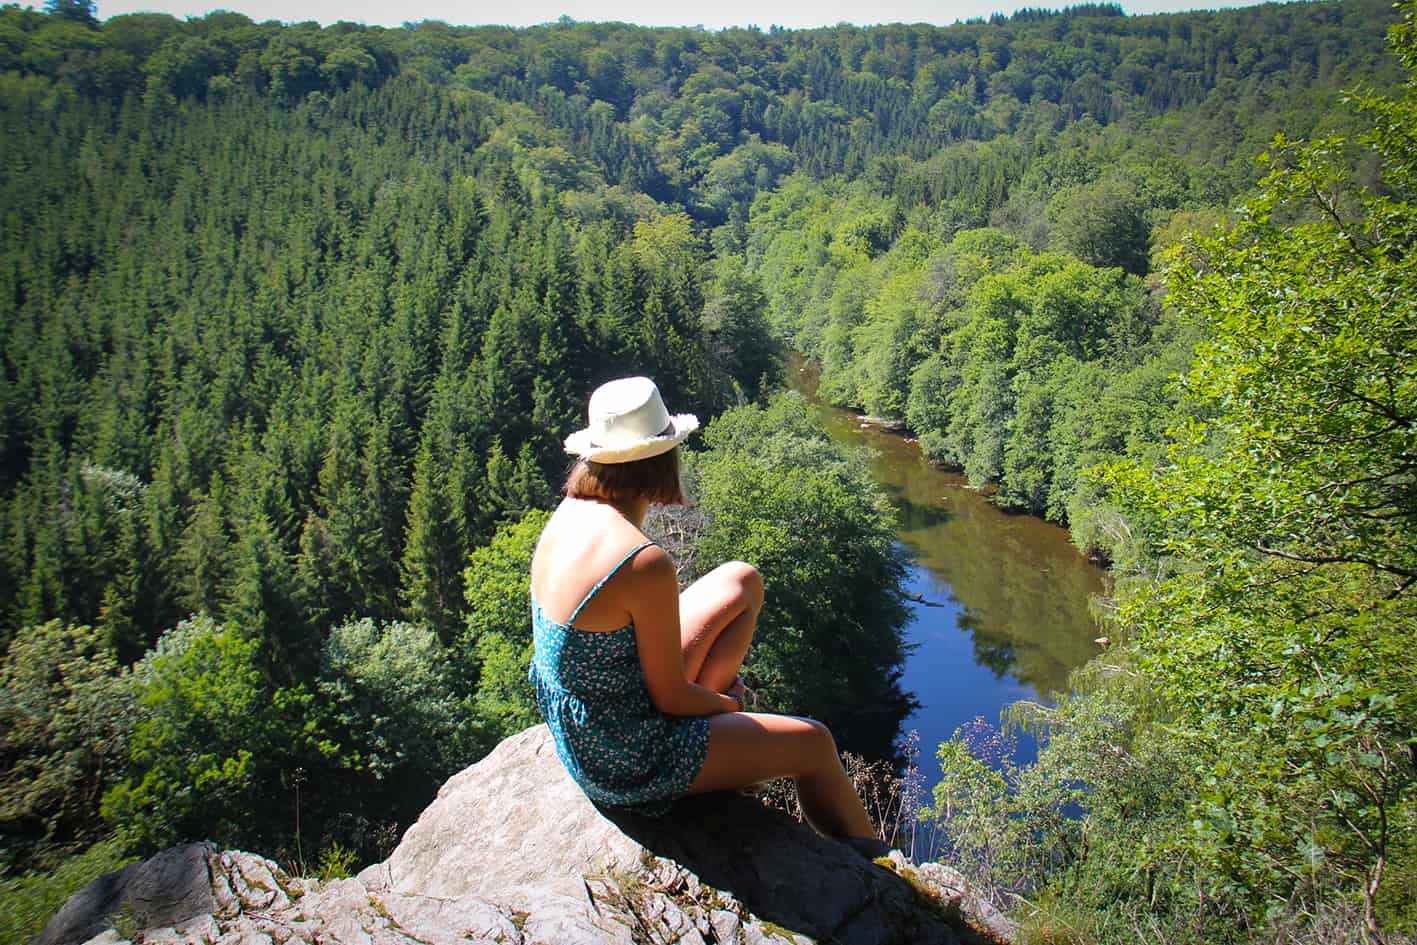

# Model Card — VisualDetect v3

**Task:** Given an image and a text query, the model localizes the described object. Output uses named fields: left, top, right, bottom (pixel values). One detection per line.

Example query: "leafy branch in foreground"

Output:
left=1098, top=7, right=1417, bottom=936
left=933, top=5, right=1417, bottom=942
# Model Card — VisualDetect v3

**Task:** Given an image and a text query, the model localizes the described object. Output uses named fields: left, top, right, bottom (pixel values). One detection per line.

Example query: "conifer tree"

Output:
left=175, top=473, right=229, bottom=619
left=399, top=440, right=465, bottom=643
left=224, top=510, right=309, bottom=679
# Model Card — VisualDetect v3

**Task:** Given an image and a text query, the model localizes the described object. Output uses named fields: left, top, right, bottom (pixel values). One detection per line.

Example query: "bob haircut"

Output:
left=563, top=448, right=686, bottom=506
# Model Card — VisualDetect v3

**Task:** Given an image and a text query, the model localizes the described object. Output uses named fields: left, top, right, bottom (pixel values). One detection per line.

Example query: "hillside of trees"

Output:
left=2, top=0, right=1414, bottom=942
left=923, top=27, right=1417, bottom=940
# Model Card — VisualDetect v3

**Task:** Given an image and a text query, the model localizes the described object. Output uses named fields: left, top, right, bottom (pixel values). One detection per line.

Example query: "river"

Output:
left=793, top=362, right=1107, bottom=784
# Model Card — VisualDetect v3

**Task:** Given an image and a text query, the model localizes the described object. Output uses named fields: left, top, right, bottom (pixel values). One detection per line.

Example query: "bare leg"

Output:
left=679, top=563, right=872, bottom=841
left=687, top=712, right=875, bottom=840
left=679, top=562, right=763, bottom=692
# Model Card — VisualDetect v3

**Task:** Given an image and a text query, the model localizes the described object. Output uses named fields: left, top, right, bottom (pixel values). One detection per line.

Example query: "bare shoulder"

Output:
left=535, top=498, right=662, bottom=579
left=626, top=541, right=676, bottom=581
left=621, top=542, right=680, bottom=615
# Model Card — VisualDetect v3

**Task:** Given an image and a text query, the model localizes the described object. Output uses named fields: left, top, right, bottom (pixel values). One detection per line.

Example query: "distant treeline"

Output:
left=0, top=0, right=1400, bottom=221
left=1, top=2, right=1413, bottom=943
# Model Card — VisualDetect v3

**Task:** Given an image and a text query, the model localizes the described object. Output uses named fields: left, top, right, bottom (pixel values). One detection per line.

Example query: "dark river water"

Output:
left=794, top=363, right=1107, bottom=783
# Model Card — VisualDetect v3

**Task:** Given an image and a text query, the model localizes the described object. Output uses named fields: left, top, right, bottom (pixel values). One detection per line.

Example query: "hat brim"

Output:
left=563, top=413, right=699, bottom=464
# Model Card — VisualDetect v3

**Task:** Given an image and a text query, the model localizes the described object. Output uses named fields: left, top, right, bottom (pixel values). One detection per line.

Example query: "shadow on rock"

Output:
left=604, top=793, right=1004, bottom=945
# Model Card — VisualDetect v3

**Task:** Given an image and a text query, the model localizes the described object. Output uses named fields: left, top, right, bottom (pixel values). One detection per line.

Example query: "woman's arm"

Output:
left=629, top=548, right=739, bottom=716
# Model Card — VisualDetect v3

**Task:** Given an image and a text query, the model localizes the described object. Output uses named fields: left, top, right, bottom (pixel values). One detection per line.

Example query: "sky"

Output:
left=87, top=0, right=1274, bottom=31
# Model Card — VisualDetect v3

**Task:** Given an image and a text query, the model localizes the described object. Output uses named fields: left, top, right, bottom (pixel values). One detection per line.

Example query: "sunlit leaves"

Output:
left=692, top=395, right=912, bottom=757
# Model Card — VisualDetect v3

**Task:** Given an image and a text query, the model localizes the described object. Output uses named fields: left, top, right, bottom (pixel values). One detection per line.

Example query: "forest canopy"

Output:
left=1, top=1, right=1414, bottom=942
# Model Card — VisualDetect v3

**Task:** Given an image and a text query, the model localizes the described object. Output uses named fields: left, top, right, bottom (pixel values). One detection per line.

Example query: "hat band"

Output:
left=589, top=420, right=675, bottom=449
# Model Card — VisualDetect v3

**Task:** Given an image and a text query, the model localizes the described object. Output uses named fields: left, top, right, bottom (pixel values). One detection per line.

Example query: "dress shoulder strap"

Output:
left=567, top=540, right=657, bottom=625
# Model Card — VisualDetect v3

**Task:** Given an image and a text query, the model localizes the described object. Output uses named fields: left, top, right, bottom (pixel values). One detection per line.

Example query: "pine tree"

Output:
left=175, top=473, right=230, bottom=619
left=224, top=508, right=309, bottom=679
left=399, top=440, right=465, bottom=643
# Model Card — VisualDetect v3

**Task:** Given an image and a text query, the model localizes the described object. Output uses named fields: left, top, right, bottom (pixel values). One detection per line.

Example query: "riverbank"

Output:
left=788, top=360, right=1106, bottom=789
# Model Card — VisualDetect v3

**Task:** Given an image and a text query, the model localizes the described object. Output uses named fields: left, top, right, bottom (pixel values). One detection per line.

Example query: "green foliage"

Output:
left=935, top=8, right=1417, bottom=941
left=462, top=509, right=551, bottom=650
left=760, top=214, right=1171, bottom=525
left=400, top=442, right=470, bottom=642
left=1048, top=175, right=1151, bottom=275
left=0, top=51, right=752, bottom=860
left=692, top=395, right=912, bottom=757
left=928, top=663, right=1210, bottom=939
left=0, top=70, right=743, bottom=660
left=471, top=631, right=541, bottom=745
left=1128, top=143, right=1417, bottom=585
left=0, top=839, right=133, bottom=945
left=42, top=0, right=95, bottom=27
left=0, top=0, right=1399, bottom=207
left=702, top=255, right=784, bottom=404
left=315, top=839, right=358, bottom=881
left=102, top=616, right=336, bottom=854
left=1092, top=49, right=1417, bottom=930
left=0, top=621, right=136, bottom=870
left=318, top=618, right=482, bottom=787
left=747, top=140, right=1202, bottom=531
left=462, top=509, right=552, bottom=742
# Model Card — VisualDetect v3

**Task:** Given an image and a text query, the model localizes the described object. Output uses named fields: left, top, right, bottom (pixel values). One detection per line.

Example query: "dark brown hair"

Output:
left=563, top=448, right=687, bottom=506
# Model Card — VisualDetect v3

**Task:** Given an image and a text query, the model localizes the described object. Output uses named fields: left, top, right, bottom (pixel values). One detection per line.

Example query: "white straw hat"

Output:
left=563, top=377, right=699, bottom=464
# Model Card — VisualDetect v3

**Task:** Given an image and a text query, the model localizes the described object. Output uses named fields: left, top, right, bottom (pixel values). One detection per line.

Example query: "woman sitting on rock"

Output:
left=528, top=376, right=879, bottom=848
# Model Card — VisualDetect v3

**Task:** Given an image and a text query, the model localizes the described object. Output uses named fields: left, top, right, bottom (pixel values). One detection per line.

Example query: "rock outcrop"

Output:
left=35, top=843, right=218, bottom=945
left=38, top=725, right=1015, bottom=945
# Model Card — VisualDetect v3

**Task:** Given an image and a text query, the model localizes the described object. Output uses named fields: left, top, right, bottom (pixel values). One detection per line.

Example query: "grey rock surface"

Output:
left=43, top=725, right=1013, bottom=945
left=35, top=842, right=217, bottom=945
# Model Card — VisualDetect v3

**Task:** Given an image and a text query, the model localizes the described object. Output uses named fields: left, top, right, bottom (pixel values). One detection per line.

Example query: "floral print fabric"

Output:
left=529, top=541, right=711, bottom=814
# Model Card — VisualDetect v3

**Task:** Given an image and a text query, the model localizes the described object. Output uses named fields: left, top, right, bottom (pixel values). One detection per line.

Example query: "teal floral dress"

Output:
left=529, top=541, right=711, bottom=813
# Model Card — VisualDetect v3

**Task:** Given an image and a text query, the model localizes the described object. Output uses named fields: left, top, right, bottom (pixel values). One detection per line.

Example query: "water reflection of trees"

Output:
left=958, top=609, right=1019, bottom=681
left=800, top=374, right=1105, bottom=743
left=904, top=490, right=1102, bottom=694
left=890, top=493, right=956, bottom=531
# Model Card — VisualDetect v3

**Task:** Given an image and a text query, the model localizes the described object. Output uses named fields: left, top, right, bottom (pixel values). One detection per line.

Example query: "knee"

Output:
left=727, top=561, right=764, bottom=611
left=800, top=718, right=839, bottom=768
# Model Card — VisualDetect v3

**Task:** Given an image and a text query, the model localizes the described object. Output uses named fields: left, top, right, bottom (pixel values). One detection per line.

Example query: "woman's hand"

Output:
left=722, top=675, right=747, bottom=710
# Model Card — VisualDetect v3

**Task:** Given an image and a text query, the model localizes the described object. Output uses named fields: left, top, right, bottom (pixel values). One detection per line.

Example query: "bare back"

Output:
left=530, top=497, right=661, bottom=632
